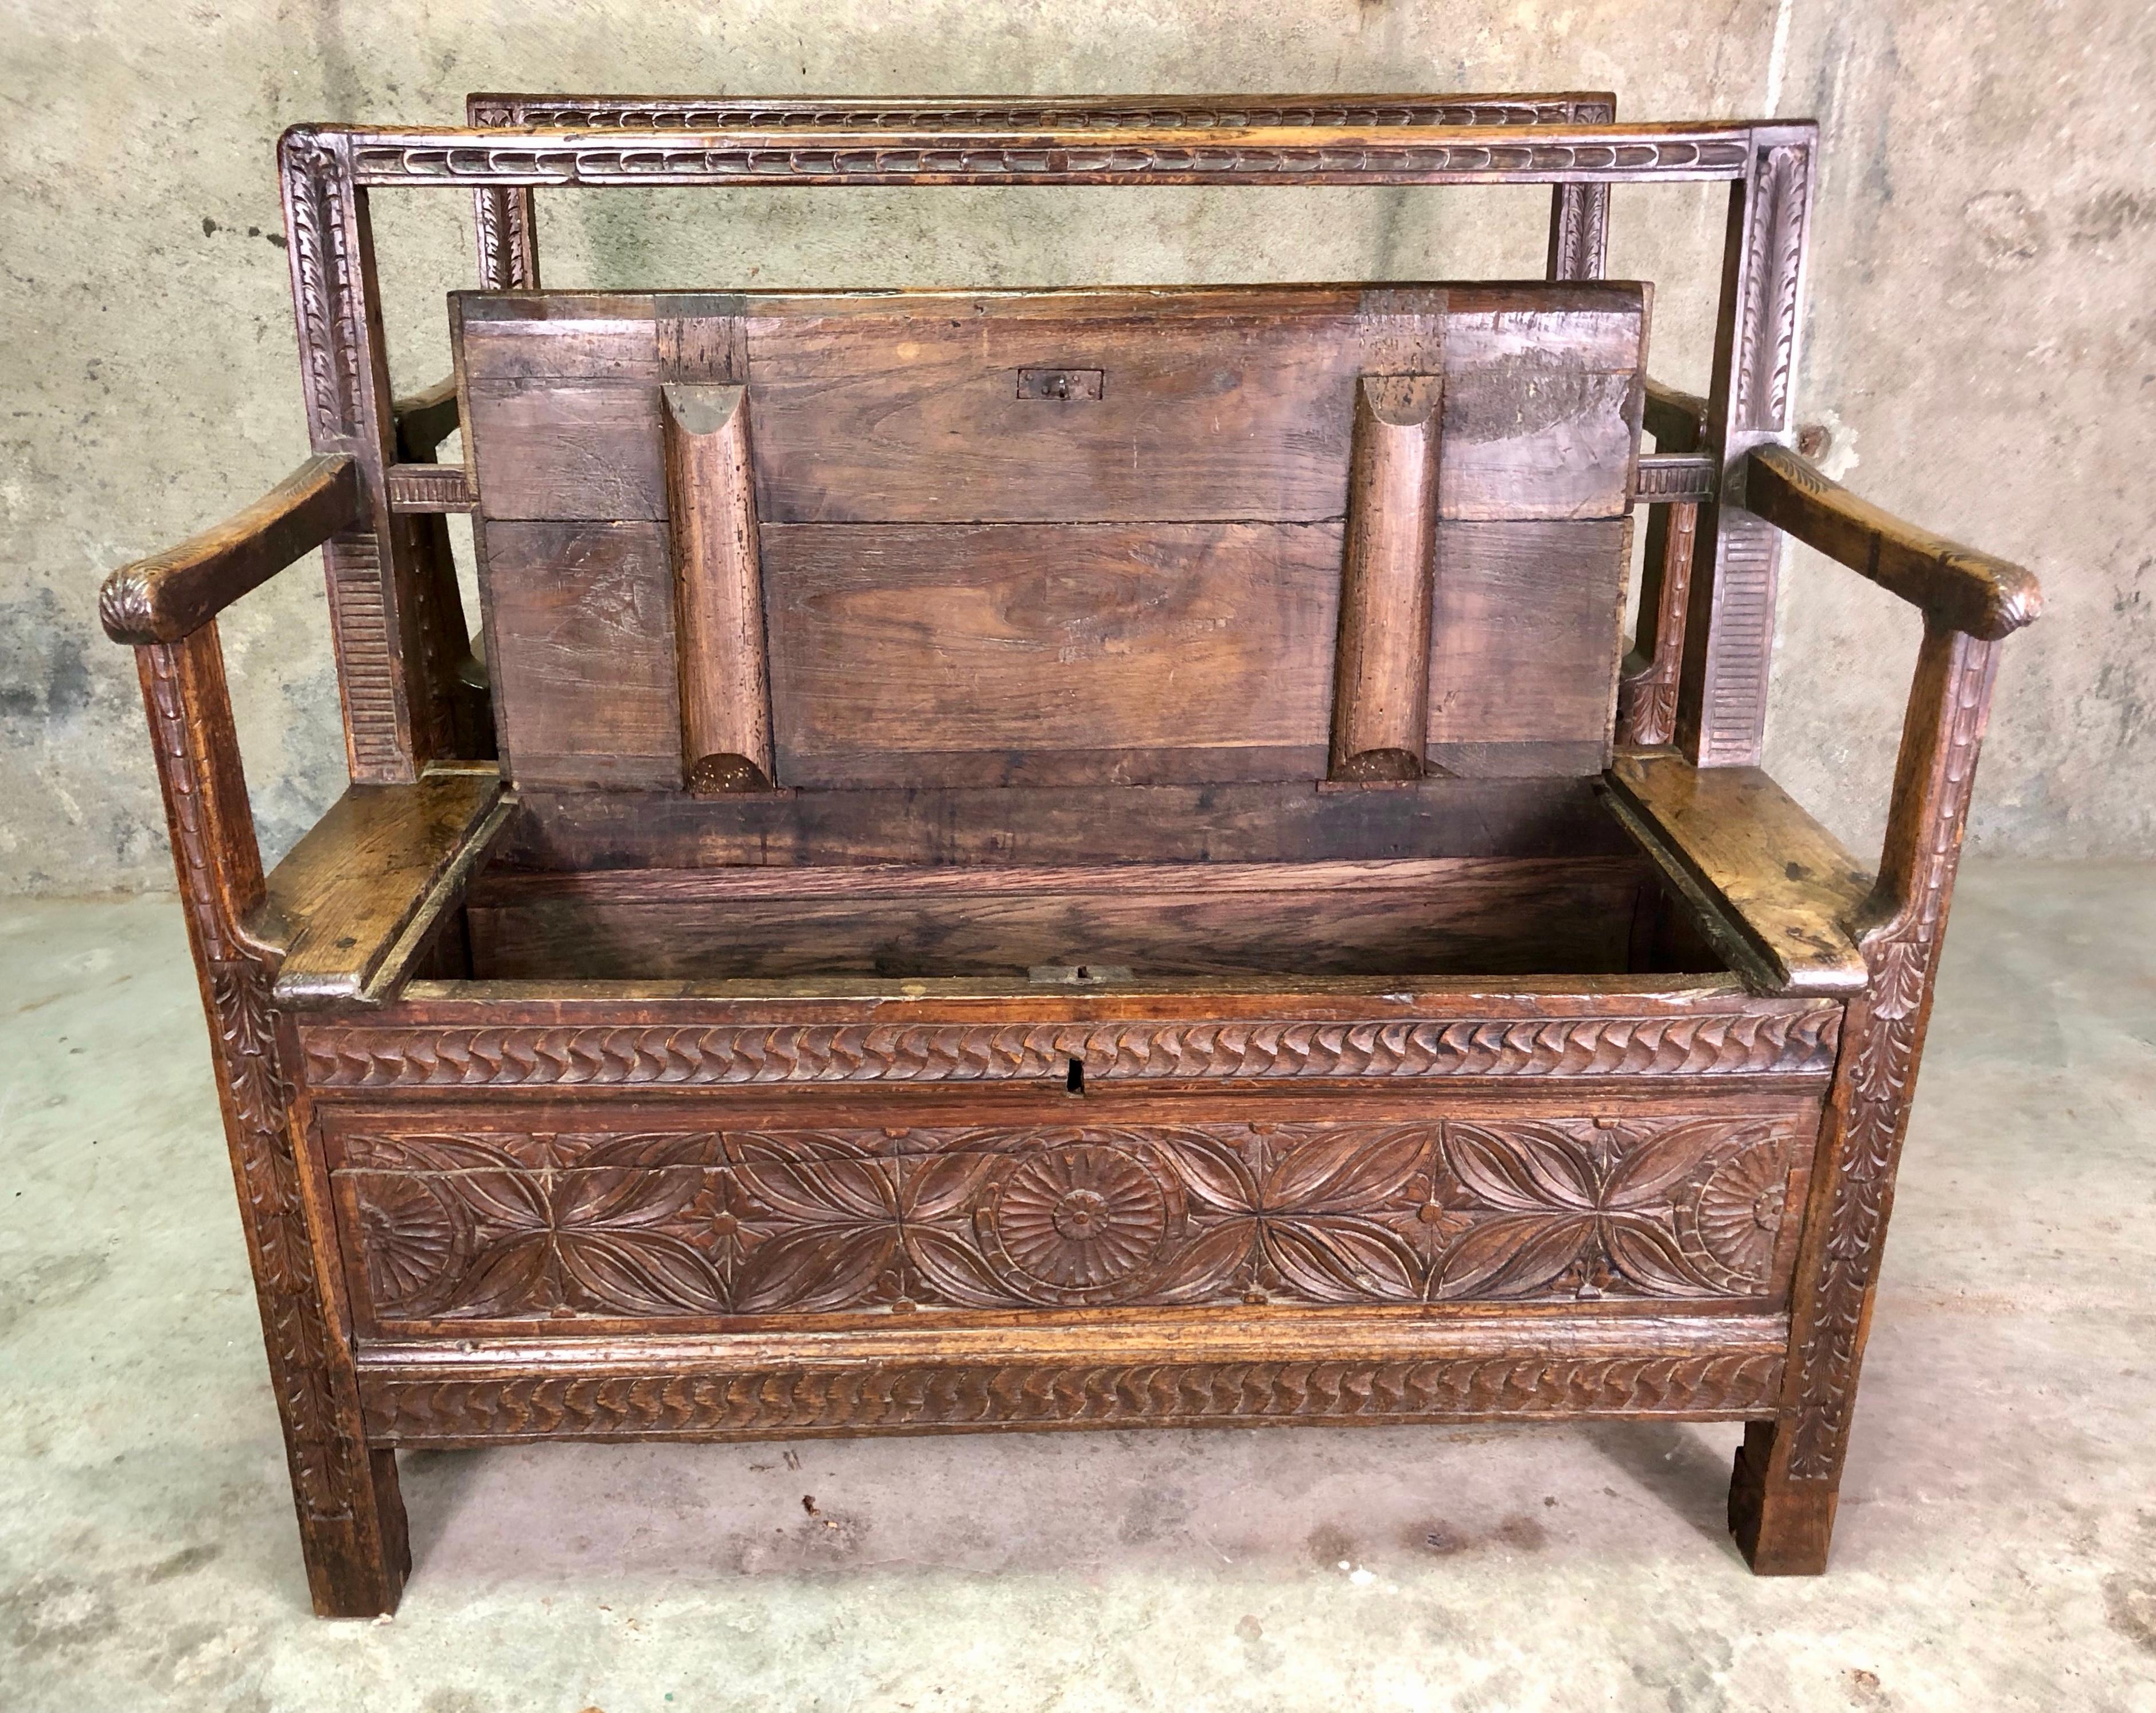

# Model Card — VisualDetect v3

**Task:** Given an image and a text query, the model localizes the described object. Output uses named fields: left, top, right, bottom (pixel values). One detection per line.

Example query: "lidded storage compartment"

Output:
left=451, top=281, right=1726, bottom=987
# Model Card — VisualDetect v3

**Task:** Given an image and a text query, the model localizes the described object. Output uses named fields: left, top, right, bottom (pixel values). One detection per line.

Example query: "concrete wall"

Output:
left=3, top=0, right=2150, bottom=890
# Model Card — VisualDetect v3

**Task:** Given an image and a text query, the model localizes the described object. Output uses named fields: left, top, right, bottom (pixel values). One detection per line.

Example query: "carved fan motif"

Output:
left=1675, top=1130, right=1791, bottom=1294
left=357, top=1175, right=462, bottom=1316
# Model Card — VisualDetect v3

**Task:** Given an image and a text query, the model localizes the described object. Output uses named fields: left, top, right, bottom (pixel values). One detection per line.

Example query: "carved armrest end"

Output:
left=99, top=454, right=360, bottom=645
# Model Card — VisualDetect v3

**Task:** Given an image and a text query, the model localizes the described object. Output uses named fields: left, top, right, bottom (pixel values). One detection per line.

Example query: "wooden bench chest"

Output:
left=99, top=91, right=2041, bottom=1614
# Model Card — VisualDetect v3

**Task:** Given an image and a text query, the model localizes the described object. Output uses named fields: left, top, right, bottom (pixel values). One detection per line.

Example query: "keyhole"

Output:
left=1066, top=1058, right=1086, bottom=1095
left=1044, top=373, right=1071, bottom=400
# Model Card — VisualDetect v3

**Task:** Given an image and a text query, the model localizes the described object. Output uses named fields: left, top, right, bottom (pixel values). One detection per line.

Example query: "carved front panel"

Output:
left=332, top=1112, right=1812, bottom=1332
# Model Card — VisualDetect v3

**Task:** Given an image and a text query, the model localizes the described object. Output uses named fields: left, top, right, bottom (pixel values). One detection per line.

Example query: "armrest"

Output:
left=392, top=374, right=461, bottom=460
left=99, top=454, right=360, bottom=644
left=1603, top=752, right=1872, bottom=994
left=259, top=769, right=508, bottom=1005
left=1744, top=444, right=2042, bottom=640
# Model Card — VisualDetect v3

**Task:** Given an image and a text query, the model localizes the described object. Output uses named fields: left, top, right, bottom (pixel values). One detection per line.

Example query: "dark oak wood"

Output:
left=458, top=286, right=1643, bottom=791
left=1676, top=130, right=1816, bottom=768
left=1601, top=753, right=1869, bottom=992
left=498, top=775, right=1637, bottom=870
left=1730, top=620, right=2004, bottom=1572
left=260, top=769, right=505, bottom=1005
left=131, top=626, right=408, bottom=1616
left=462, top=855, right=1659, bottom=982
left=103, top=96, right=2046, bottom=1609
left=389, top=375, right=460, bottom=460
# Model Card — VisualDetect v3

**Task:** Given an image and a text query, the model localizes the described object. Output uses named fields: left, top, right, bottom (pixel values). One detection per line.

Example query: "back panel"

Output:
left=456, top=284, right=1646, bottom=792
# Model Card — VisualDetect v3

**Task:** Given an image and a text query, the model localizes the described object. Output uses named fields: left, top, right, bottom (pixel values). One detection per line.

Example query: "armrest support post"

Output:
left=391, top=376, right=461, bottom=461
left=136, top=626, right=269, bottom=968
left=1860, top=619, right=2001, bottom=946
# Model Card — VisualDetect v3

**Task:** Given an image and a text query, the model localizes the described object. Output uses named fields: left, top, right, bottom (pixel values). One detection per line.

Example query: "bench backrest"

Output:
left=455, top=282, right=1648, bottom=793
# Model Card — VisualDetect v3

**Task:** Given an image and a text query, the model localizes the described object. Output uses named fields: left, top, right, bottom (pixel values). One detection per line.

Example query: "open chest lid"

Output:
left=453, top=281, right=1649, bottom=795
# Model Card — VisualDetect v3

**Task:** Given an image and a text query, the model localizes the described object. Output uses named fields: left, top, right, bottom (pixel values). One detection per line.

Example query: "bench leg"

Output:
left=290, top=1450, right=410, bottom=1618
left=1728, top=1419, right=1836, bottom=1574
left=202, top=960, right=411, bottom=1616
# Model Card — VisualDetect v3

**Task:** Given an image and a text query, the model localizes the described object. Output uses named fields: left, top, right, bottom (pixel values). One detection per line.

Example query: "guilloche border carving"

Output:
left=302, top=1010, right=1842, bottom=1090
left=363, top=1349, right=1785, bottom=1443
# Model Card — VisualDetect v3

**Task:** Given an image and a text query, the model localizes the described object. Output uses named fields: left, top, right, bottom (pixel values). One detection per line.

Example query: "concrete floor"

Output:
left=2, top=862, right=2153, bottom=1711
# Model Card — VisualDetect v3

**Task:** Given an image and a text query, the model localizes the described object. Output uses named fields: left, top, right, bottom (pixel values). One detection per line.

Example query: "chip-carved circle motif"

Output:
left=357, top=1175, right=465, bottom=1317
left=987, top=1143, right=1173, bottom=1301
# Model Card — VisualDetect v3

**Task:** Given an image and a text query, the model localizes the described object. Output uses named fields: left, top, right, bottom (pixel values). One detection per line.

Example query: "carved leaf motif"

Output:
left=446, top=1232, right=555, bottom=1318
left=1601, top=1120, right=1735, bottom=1209
left=553, top=1167, right=703, bottom=1233
left=349, top=1133, right=523, bottom=1173
left=556, top=1231, right=724, bottom=1316
left=1600, top=1216, right=1717, bottom=1297
left=1146, top=1221, right=1261, bottom=1305
left=1260, top=1220, right=1421, bottom=1303
left=732, top=1155, right=896, bottom=1224
left=209, top=964, right=284, bottom=1128
left=575, top=1131, right=722, bottom=1169
left=734, top=1225, right=900, bottom=1315
left=900, top=1226, right=1007, bottom=1309
left=1442, top=1124, right=1597, bottom=1211
left=446, top=1169, right=553, bottom=1233
left=1260, top=1126, right=1428, bottom=1214
left=339, top=1115, right=1800, bottom=1321
left=1156, top=1132, right=1261, bottom=1214
left=900, top=1152, right=1001, bottom=1223
left=1433, top=1212, right=1597, bottom=1299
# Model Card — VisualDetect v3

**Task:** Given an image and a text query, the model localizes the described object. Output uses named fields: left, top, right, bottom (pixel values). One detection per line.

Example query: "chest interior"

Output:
left=449, top=281, right=1717, bottom=986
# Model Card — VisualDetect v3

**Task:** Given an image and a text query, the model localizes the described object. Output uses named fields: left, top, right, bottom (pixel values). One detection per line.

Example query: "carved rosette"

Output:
left=333, top=1114, right=1809, bottom=1325
left=983, top=1143, right=1178, bottom=1302
left=1674, top=1130, right=1792, bottom=1295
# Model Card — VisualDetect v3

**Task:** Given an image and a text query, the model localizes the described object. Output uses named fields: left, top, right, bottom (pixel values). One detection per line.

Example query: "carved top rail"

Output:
left=307, top=121, right=1771, bottom=189
left=470, top=91, right=1619, bottom=130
